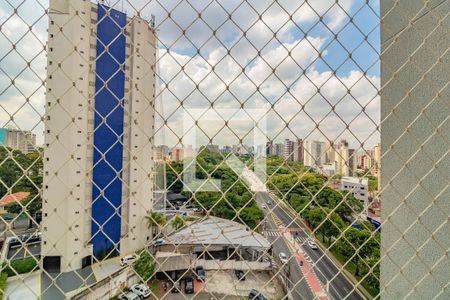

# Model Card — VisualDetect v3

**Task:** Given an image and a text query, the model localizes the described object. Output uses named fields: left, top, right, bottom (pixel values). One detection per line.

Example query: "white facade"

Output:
left=42, top=0, right=156, bottom=273
left=3, top=129, right=36, bottom=153
left=303, top=140, right=327, bottom=169
left=340, top=176, right=368, bottom=207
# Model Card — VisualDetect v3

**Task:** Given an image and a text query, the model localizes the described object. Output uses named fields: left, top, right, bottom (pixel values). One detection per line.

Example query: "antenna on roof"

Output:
left=150, top=14, right=155, bottom=28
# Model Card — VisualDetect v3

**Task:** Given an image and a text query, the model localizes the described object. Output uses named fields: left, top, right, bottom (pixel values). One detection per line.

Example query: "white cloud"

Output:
left=0, top=0, right=380, bottom=150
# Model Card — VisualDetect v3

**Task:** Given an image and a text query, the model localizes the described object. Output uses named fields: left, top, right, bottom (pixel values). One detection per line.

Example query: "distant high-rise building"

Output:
left=326, top=142, right=335, bottom=163
left=335, top=139, right=356, bottom=176
left=0, top=128, right=36, bottom=153
left=206, top=144, right=219, bottom=152
left=171, top=148, right=184, bottom=161
left=283, top=139, right=294, bottom=161
left=373, top=143, right=381, bottom=169
left=266, top=141, right=273, bottom=155
left=274, top=143, right=284, bottom=156
left=42, top=1, right=156, bottom=273
left=221, top=145, right=232, bottom=153
left=293, top=139, right=304, bottom=162
left=155, top=145, right=169, bottom=161
left=303, top=140, right=327, bottom=169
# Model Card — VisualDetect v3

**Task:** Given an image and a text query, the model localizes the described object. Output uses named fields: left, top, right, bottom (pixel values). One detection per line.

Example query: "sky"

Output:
left=0, top=0, right=381, bottom=151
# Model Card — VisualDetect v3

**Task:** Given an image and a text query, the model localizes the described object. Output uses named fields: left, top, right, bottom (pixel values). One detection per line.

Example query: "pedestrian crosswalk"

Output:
left=262, top=231, right=310, bottom=244
left=263, top=231, right=282, bottom=237
left=295, top=236, right=309, bottom=244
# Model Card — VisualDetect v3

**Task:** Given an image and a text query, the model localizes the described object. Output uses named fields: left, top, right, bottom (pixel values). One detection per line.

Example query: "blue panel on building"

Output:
left=91, top=5, right=126, bottom=259
left=0, top=128, right=6, bottom=145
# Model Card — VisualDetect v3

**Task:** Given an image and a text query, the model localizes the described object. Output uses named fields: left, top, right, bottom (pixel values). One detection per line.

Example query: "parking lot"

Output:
left=153, top=270, right=283, bottom=299
left=202, top=270, right=284, bottom=299
left=6, top=233, right=41, bottom=261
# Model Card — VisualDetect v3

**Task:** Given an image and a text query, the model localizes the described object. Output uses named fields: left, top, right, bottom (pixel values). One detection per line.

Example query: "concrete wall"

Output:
left=70, top=268, right=139, bottom=300
left=381, top=1, right=449, bottom=299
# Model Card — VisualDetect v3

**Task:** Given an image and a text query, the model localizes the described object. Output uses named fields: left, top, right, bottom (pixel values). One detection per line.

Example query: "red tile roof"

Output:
left=0, top=192, right=30, bottom=206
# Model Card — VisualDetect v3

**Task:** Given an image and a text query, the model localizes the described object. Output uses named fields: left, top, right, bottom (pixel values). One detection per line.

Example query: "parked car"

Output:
left=154, top=238, right=165, bottom=246
left=279, top=252, right=289, bottom=264
left=234, top=269, right=246, bottom=281
left=307, top=240, right=318, bottom=250
left=195, top=266, right=206, bottom=281
left=120, top=254, right=139, bottom=267
left=118, top=292, right=140, bottom=300
left=185, top=277, right=194, bottom=294
left=130, top=283, right=152, bottom=298
left=248, top=289, right=268, bottom=300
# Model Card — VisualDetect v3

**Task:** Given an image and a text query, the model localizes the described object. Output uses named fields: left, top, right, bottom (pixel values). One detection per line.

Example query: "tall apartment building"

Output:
left=265, top=141, right=273, bottom=156
left=274, top=143, right=284, bottom=156
left=0, top=128, right=36, bottom=153
left=303, top=140, right=327, bottom=169
left=170, top=148, right=184, bottom=161
left=373, top=143, right=381, bottom=169
left=293, top=139, right=303, bottom=162
left=283, top=139, right=294, bottom=161
left=155, top=145, right=169, bottom=161
left=335, top=139, right=356, bottom=176
left=42, top=0, right=156, bottom=273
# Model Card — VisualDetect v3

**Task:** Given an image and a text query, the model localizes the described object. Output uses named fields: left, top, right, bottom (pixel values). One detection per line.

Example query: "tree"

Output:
left=133, top=250, right=155, bottom=282
left=306, top=207, right=345, bottom=243
left=145, top=211, right=166, bottom=236
left=171, top=215, right=185, bottom=230
left=335, top=228, right=378, bottom=276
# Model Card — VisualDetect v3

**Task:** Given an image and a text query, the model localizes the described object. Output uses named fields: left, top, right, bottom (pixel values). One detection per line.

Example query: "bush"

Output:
left=133, top=250, right=155, bottom=282
left=4, top=258, right=38, bottom=277
left=0, top=272, right=8, bottom=300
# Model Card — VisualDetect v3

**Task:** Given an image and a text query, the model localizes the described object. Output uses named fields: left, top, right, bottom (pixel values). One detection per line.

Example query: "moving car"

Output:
left=261, top=204, right=267, bottom=209
left=120, top=254, right=139, bottom=267
left=234, top=269, right=246, bottom=281
left=307, top=239, right=318, bottom=250
left=118, top=292, right=140, bottom=300
left=195, top=266, right=206, bottom=281
left=279, top=252, right=289, bottom=264
left=248, top=289, right=268, bottom=300
left=185, top=277, right=194, bottom=294
left=130, top=283, right=152, bottom=298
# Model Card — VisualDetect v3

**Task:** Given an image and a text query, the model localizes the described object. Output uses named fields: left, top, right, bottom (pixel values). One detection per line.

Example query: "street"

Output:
left=257, top=192, right=364, bottom=300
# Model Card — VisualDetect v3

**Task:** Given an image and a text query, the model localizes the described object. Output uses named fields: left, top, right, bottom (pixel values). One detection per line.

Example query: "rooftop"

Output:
left=341, top=176, right=368, bottom=185
left=165, top=216, right=270, bottom=249
left=0, top=192, right=30, bottom=207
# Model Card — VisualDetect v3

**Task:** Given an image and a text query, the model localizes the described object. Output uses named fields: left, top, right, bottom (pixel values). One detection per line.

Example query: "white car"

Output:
left=262, top=204, right=267, bottom=209
left=120, top=254, right=139, bottom=267
left=130, top=283, right=152, bottom=298
left=307, top=240, right=318, bottom=250
left=279, top=252, right=289, bottom=264
left=154, top=238, right=165, bottom=246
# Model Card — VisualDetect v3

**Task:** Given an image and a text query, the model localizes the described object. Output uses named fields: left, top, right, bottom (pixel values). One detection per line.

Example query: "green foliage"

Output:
left=5, top=193, right=42, bottom=216
left=305, top=207, right=345, bottom=243
left=133, top=250, right=155, bottom=282
left=171, top=215, right=185, bottom=230
left=0, top=271, right=7, bottom=300
left=0, top=148, right=43, bottom=222
left=165, top=148, right=264, bottom=229
left=4, top=258, right=38, bottom=276
left=145, top=211, right=166, bottom=235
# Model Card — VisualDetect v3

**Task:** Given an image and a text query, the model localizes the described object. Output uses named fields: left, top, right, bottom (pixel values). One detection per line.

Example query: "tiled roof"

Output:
left=0, top=192, right=30, bottom=206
